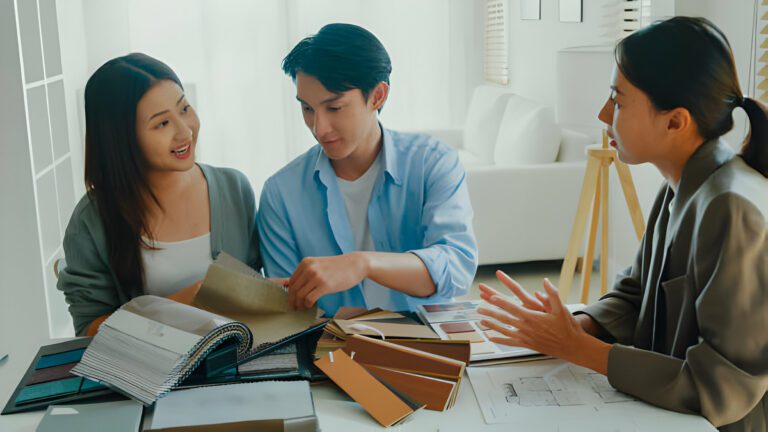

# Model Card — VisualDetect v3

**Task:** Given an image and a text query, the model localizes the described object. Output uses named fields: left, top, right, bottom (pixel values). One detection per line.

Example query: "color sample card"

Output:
left=423, top=302, right=478, bottom=313
left=470, top=342, right=496, bottom=355
left=15, top=377, right=82, bottom=404
left=27, top=362, right=77, bottom=385
left=429, top=318, right=540, bottom=362
left=35, top=349, right=85, bottom=369
left=80, top=379, right=108, bottom=393
left=439, top=322, right=475, bottom=334
left=447, top=331, right=484, bottom=343
left=484, top=330, right=506, bottom=340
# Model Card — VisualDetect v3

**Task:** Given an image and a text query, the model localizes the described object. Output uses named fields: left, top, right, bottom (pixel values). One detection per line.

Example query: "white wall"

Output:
left=506, top=0, right=619, bottom=112
left=58, top=0, right=481, bottom=200
left=499, top=0, right=757, bottom=278
left=0, top=0, right=50, bottom=348
left=284, top=0, right=482, bottom=158
left=57, top=0, right=88, bottom=199
left=676, top=0, right=755, bottom=149
left=502, top=0, right=755, bottom=149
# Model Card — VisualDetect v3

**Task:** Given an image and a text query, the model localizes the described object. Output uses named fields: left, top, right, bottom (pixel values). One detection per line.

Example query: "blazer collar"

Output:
left=674, top=138, right=735, bottom=207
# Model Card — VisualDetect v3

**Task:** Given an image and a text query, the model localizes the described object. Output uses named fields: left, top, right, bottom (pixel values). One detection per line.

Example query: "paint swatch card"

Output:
left=2, top=338, right=118, bottom=415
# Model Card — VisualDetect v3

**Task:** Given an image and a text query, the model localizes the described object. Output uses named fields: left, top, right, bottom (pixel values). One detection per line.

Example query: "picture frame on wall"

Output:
left=559, top=0, right=583, bottom=23
left=520, top=0, right=541, bottom=20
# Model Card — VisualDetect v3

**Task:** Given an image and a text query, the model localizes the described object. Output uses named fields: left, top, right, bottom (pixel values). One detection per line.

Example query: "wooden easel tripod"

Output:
left=558, top=132, right=646, bottom=303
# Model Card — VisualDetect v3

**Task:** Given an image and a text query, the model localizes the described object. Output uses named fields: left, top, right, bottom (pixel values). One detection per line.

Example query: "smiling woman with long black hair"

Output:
left=58, top=53, right=260, bottom=336
left=476, top=17, right=766, bottom=431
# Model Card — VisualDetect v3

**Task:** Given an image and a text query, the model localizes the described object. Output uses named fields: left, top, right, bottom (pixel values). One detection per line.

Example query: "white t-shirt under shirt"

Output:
left=336, top=154, right=396, bottom=310
left=141, top=232, right=213, bottom=297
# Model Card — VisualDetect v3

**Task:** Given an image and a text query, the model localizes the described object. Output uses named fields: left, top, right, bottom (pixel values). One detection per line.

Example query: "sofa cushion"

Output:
left=457, top=149, right=483, bottom=168
left=556, top=128, right=593, bottom=162
left=493, top=96, right=561, bottom=166
left=463, top=86, right=514, bottom=164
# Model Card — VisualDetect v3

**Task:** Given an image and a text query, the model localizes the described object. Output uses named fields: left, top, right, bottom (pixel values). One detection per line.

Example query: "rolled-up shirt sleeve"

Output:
left=408, top=148, right=478, bottom=300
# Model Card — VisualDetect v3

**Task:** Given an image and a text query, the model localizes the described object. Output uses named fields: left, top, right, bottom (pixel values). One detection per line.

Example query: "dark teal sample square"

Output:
left=36, top=348, right=85, bottom=369
left=15, top=377, right=82, bottom=404
left=80, top=378, right=108, bottom=393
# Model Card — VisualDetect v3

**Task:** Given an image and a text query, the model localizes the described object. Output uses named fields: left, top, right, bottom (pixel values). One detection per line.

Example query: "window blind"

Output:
left=759, top=2, right=768, bottom=104
left=484, top=0, right=508, bottom=85
left=619, top=0, right=652, bottom=38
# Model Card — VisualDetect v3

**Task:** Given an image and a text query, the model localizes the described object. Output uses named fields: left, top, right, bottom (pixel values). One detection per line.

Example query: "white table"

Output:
left=0, top=339, right=716, bottom=431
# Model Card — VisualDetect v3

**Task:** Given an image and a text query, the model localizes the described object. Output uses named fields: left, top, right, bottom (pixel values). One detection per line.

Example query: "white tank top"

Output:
left=141, top=232, right=213, bottom=297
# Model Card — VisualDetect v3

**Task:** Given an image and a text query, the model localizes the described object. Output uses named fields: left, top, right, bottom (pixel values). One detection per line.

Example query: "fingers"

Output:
left=477, top=304, right=524, bottom=329
left=479, top=318, right=516, bottom=337
left=480, top=319, right=530, bottom=348
left=479, top=283, right=520, bottom=309
left=542, top=278, right=565, bottom=315
left=478, top=283, right=502, bottom=298
left=304, top=287, right=326, bottom=309
left=478, top=284, right=509, bottom=304
left=482, top=292, right=541, bottom=324
left=488, top=336, right=530, bottom=349
left=496, top=271, right=544, bottom=311
left=289, top=257, right=316, bottom=287
left=288, top=259, right=316, bottom=309
left=534, top=291, right=551, bottom=312
left=270, top=277, right=289, bottom=287
left=288, top=278, right=308, bottom=310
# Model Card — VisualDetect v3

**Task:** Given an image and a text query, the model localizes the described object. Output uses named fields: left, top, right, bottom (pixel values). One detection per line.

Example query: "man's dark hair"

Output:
left=282, top=23, right=392, bottom=101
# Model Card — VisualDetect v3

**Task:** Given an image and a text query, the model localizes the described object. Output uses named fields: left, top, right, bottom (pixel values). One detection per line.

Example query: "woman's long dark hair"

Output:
left=616, top=16, right=767, bottom=177
left=84, top=53, right=183, bottom=299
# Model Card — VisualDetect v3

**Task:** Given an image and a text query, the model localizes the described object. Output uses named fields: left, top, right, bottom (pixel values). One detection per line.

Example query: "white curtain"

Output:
left=79, top=0, right=477, bottom=199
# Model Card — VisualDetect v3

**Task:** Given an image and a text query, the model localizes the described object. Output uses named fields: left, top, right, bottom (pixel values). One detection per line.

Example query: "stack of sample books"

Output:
left=71, top=253, right=324, bottom=405
left=145, top=381, right=318, bottom=431
left=36, top=400, right=143, bottom=432
left=315, top=334, right=469, bottom=427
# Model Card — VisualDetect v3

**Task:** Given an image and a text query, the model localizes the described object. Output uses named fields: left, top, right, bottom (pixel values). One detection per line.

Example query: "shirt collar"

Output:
left=381, top=126, right=402, bottom=186
left=313, top=123, right=402, bottom=186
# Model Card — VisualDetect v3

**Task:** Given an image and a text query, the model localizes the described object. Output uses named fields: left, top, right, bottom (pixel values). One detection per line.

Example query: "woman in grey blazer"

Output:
left=58, top=54, right=260, bottom=337
left=477, top=17, right=766, bottom=431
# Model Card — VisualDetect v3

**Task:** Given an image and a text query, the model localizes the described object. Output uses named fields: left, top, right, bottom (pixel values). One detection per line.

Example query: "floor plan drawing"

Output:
left=466, top=359, right=704, bottom=429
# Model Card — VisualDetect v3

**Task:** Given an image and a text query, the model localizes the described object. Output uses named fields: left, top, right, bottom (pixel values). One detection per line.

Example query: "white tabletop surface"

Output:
left=0, top=339, right=717, bottom=432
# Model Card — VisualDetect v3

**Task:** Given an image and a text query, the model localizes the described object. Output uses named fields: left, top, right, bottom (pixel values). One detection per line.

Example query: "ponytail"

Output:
left=739, top=97, right=768, bottom=177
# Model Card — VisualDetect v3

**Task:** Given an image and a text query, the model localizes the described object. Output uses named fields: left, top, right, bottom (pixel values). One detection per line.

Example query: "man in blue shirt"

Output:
left=258, top=23, right=478, bottom=316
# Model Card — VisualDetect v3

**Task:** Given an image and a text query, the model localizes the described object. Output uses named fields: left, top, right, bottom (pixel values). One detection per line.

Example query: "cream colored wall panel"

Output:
left=55, top=159, right=76, bottom=232
left=36, top=169, right=61, bottom=260
left=17, top=0, right=45, bottom=83
left=39, top=0, right=63, bottom=77
left=27, top=85, right=53, bottom=173
left=47, top=80, right=68, bottom=159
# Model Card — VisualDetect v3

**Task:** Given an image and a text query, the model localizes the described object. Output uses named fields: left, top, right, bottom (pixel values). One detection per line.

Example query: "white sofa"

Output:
left=423, top=86, right=594, bottom=265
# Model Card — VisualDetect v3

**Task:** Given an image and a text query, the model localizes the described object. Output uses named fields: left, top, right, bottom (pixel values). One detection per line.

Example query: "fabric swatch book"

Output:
left=1, top=338, right=125, bottom=415
left=193, top=252, right=320, bottom=350
left=315, top=334, right=468, bottom=426
left=71, top=252, right=326, bottom=405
